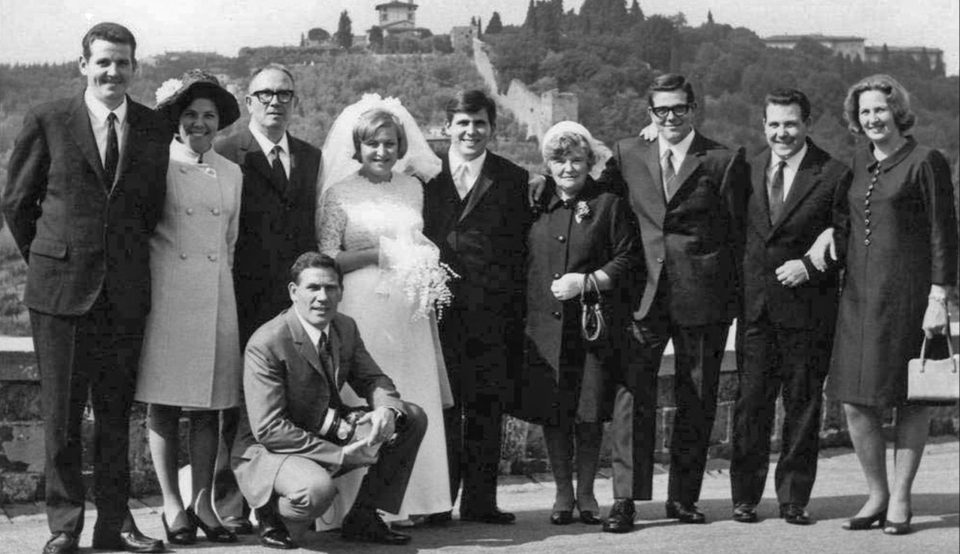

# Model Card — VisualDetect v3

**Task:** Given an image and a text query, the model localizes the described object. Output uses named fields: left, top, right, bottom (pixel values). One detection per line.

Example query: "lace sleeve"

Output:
left=317, top=186, right=347, bottom=258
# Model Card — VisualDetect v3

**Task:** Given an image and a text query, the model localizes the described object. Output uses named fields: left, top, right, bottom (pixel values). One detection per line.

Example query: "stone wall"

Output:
left=3, top=331, right=958, bottom=503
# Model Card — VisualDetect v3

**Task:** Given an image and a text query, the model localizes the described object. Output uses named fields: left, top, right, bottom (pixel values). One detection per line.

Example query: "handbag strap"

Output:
left=918, top=307, right=957, bottom=371
left=580, top=272, right=604, bottom=342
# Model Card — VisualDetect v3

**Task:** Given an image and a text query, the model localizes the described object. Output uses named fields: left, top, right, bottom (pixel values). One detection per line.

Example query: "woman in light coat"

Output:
left=135, top=70, right=242, bottom=545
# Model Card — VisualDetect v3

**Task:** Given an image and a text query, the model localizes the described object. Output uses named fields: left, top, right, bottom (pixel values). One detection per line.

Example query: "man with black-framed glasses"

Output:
left=596, top=73, right=749, bottom=532
left=213, top=63, right=323, bottom=549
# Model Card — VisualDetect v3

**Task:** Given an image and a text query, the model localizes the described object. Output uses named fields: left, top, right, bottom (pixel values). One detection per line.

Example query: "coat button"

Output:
left=553, top=273, right=561, bottom=279
left=180, top=253, right=187, bottom=260
left=208, top=254, right=217, bottom=261
left=656, top=257, right=664, bottom=263
left=186, top=208, right=194, bottom=215
left=551, top=311, right=561, bottom=319
left=211, top=208, right=220, bottom=216
left=556, top=235, right=566, bottom=242
left=864, top=218, right=870, bottom=226
left=864, top=239, right=871, bottom=246
left=865, top=228, right=871, bottom=235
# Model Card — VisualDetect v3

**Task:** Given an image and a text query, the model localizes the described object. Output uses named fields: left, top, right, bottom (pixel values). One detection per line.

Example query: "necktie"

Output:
left=769, top=160, right=786, bottom=223
left=453, top=163, right=470, bottom=200
left=104, top=112, right=119, bottom=188
left=271, top=145, right=288, bottom=188
left=317, top=332, right=341, bottom=407
left=662, top=149, right=677, bottom=201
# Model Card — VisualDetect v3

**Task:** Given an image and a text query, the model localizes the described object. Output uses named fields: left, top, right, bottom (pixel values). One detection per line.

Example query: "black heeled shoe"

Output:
left=578, top=510, right=602, bottom=525
left=842, top=508, right=887, bottom=530
left=882, top=512, right=913, bottom=535
left=162, top=512, right=197, bottom=545
left=187, top=507, right=238, bottom=543
left=550, top=510, right=574, bottom=525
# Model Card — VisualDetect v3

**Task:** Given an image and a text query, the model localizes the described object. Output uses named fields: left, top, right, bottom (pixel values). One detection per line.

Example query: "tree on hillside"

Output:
left=335, top=10, right=353, bottom=49
left=524, top=0, right=536, bottom=28
left=369, top=26, right=384, bottom=52
left=307, top=27, right=330, bottom=43
left=487, top=11, right=504, bottom=34
left=630, top=0, right=645, bottom=22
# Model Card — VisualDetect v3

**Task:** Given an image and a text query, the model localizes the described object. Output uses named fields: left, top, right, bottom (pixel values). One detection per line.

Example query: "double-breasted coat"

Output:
left=517, top=178, right=644, bottom=425
left=828, top=138, right=958, bottom=407
left=135, top=139, right=243, bottom=409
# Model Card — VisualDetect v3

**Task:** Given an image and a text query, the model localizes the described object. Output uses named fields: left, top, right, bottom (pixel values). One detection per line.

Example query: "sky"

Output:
left=0, top=0, right=957, bottom=76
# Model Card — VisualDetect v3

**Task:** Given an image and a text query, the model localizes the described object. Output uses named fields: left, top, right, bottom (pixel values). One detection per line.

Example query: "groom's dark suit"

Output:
left=423, top=151, right=532, bottom=515
left=2, top=92, right=168, bottom=535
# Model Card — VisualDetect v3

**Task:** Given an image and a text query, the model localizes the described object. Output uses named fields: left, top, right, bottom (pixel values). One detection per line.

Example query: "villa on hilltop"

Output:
left=763, top=34, right=944, bottom=73
left=375, top=1, right=431, bottom=39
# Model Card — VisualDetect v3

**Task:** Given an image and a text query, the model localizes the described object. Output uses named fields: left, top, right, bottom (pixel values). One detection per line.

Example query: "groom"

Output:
left=423, top=90, right=533, bottom=524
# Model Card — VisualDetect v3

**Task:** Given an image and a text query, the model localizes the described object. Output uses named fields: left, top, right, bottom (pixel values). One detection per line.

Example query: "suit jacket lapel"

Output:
left=66, top=94, right=107, bottom=188
left=633, top=141, right=667, bottom=226
left=772, top=143, right=822, bottom=234
left=750, top=151, right=772, bottom=236
left=329, top=320, right=343, bottom=389
left=285, top=134, right=303, bottom=199
left=459, top=153, right=495, bottom=222
left=239, top=129, right=277, bottom=191
left=667, top=133, right=704, bottom=208
left=285, top=309, right=330, bottom=383
left=113, top=99, right=145, bottom=196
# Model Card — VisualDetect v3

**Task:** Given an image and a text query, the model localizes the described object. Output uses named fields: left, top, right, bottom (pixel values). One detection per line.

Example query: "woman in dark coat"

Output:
left=824, top=74, right=958, bottom=535
left=517, top=122, right=643, bottom=526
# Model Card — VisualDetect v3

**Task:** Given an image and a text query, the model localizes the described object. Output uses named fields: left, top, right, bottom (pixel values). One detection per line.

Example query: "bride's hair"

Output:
left=351, top=108, right=408, bottom=162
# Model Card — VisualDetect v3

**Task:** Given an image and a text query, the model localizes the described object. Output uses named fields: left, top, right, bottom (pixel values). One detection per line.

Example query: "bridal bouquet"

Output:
left=377, top=230, right=459, bottom=321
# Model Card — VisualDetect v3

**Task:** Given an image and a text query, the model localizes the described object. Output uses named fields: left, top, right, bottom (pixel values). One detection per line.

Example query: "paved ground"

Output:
left=2, top=439, right=957, bottom=553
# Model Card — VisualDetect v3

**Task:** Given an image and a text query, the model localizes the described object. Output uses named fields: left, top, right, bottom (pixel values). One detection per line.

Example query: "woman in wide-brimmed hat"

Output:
left=135, top=69, right=242, bottom=545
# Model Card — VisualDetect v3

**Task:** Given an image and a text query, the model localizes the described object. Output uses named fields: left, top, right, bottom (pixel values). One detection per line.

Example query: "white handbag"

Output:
left=907, top=321, right=959, bottom=402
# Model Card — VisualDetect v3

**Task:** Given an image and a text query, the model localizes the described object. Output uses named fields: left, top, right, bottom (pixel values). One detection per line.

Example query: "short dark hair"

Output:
left=842, top=73, right=916, bottom=135
left=352, top=108, right=409, bottom=162
left=444, top=89, right=497, bottom=127
left=646, top=73, right=695, bottom=106
left=82, top=22, right=137, bottom=63
left=764, top=88, right=812, bottom=121
left=290, top=252, right=343, bottom=286
left=248, top=63, right=296, bottom=91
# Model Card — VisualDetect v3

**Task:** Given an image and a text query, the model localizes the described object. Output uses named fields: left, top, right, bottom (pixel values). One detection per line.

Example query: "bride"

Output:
left=316, top=94, right=453, bottom=527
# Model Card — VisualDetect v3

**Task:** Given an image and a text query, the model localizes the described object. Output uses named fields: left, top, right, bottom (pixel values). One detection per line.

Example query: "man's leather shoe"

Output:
left=602, top=499, right=636, bottom=533
left=665, top=501, right=706, bottom=524
left=780, top=504, right=812, bottom=525
left=550, top=510, right=573, bottom=525
left=222, top=515, right=255, bottom=535
left=460, top=508, right=516, bottom=524
left=732, top=503, right=759, bottom=523
left=42, top=532, right=78, bottom=554
left=259, top=527, right=297, bottom=550
left=91, top=525, right=164, bottom=553
left=342, top=506, right=411, bottom=545
left=424, top=511, right=453, bottom=525
left=579, top=510, right=602, bottom=525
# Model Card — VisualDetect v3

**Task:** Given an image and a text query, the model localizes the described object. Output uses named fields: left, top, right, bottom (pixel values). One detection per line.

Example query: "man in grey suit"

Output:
left=2, top=22, right=167, bottom=554
left=232, top=252, right=426, bottom=549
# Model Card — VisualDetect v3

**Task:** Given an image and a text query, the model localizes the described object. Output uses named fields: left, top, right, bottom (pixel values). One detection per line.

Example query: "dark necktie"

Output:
left=317, top=332, right=341, bottom=407
left=768, top=160, right=786, bottom=223
left=662, top=149, right=677, bottom=201
left=104, top=112, right=119, bottom=188
left=271, top=145, right=288, bottom=188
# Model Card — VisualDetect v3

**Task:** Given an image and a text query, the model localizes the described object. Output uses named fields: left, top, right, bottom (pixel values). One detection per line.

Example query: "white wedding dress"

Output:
left=316, top=170, right=453, bottom=526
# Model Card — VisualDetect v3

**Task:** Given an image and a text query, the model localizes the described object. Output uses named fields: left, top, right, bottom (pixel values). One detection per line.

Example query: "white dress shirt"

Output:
left=250, top=123, right=291, bottom=179
left=84, top=88, right=127, bottom=167
left=768, top=141, right=808, bottom=201
left=657, top=129, right=696, bottom=175
left=294, top=306, right=330, bottom=354
left=449, top=149, right=487, bottom=199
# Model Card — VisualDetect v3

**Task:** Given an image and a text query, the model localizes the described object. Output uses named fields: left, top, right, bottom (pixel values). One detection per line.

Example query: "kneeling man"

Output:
left=232, top=252, right=426, bottom=548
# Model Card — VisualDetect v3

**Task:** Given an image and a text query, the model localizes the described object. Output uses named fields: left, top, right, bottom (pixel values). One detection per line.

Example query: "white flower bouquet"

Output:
left=155, top=78, right=183, bottom=105
left=377, top=229, right=458, bottom=321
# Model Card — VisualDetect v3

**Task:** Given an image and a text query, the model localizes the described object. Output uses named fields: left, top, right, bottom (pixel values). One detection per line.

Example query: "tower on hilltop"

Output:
left=375, top=1, right=418, bottom=34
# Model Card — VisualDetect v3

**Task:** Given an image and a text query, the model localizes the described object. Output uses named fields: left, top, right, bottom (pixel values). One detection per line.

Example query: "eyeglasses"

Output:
left=650, top=103, right=694, bottom=119
left=250, top=89, right=295, bottom=104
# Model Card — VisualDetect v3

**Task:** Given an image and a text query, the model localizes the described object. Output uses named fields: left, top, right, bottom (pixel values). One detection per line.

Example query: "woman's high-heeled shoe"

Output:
left=882, top=513, right=913, bottom=535
left=187, top=507, right=238, bottom=543
left=842, top=508, right=887, bottom=530
left=550, top=510, right=574, bottom=525
left=162, top=512, right=197, bottom=545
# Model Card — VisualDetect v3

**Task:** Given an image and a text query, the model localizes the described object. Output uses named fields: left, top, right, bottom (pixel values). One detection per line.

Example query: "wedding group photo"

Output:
left=0, top=1, right=957, bottom=553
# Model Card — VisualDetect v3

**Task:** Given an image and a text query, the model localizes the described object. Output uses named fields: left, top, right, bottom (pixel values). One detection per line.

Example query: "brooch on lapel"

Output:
left=574, top=201, right=592, bottom=223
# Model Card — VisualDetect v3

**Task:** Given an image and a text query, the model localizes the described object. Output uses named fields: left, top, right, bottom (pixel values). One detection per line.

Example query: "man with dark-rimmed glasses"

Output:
left=596, top=73, right=749, bottom=532
left=213, top=63, right=323, bottom=549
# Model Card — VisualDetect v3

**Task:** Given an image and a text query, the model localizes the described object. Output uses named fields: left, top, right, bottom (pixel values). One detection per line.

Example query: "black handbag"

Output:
left=580, top=273, right=606, bottom=342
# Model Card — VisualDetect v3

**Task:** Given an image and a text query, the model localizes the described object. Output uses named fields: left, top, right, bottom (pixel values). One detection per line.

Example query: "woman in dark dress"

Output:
left=825, top=74, right=958, bottom=535
left=517, top=122, right=643, bottom=526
